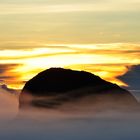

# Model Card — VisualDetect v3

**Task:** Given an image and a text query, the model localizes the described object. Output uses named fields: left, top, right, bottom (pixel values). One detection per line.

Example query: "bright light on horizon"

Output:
left=0, top=43, right=139, bottom=89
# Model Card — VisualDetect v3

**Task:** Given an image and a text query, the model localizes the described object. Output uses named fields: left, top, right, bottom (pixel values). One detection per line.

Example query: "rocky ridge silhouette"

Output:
left=19, top=68, right=138, bottom=110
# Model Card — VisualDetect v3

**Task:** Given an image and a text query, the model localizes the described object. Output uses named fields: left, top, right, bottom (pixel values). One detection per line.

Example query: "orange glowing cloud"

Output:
left=0, top=43, right=139, bottom=89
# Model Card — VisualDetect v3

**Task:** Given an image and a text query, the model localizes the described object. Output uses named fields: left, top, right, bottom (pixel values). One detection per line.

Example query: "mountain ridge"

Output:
left=19, top=68, right=138, bottom=109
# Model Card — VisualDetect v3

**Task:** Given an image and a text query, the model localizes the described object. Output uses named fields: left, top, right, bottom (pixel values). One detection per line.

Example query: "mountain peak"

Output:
left=21, top=68, right=110, bottom=96
left=19, top=68, right=138, bottom=109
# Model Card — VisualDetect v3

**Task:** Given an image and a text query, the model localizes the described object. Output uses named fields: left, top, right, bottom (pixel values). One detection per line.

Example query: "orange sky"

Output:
left=0, top=43, right=140, bottom=89
left=0, top=0, right=140, bottom=89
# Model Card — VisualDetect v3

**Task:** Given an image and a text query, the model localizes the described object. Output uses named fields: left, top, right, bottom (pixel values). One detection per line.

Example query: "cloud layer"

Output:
left=118, top=65, right=140, bottom=90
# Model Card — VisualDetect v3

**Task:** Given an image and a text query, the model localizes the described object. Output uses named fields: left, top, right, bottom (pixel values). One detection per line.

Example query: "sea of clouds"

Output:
left=0, top=86, right=140, bottom=140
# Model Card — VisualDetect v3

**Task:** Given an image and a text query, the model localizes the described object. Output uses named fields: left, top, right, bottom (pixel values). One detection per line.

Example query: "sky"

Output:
left=0, top=0, right=140, bottom=89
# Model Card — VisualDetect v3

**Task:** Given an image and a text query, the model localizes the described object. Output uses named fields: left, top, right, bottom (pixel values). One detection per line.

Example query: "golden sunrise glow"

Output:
left=0, top=0, right=140, bottom=89
left=0, top=43, right=139, bottom=89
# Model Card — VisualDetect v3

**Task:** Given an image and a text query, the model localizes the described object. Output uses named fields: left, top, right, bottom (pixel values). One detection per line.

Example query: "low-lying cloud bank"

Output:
left=0, top=85, right=19, bottom=120
left=118, top=65, right=140, bottom=90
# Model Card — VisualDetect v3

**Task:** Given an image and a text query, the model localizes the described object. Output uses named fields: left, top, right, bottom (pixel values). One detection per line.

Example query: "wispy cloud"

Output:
left=0, top=2, right=139, bottom=15
left=0, top=64, right=23, bottom=88
left=0, top=43, right=139, bottom=89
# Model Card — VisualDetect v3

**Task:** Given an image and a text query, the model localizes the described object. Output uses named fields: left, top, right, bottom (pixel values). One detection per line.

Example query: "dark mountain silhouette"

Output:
left=20, top=68, right=138, bottom=110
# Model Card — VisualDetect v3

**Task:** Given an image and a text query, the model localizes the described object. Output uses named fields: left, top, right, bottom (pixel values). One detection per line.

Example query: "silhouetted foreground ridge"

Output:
left=20, top=68, right=138, bottom=109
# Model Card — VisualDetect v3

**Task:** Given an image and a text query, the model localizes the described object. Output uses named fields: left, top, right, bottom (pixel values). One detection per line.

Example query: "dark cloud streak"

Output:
left=0, top=64, right=22, bottom=84
left=0, top=64, right=20, bottom=74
